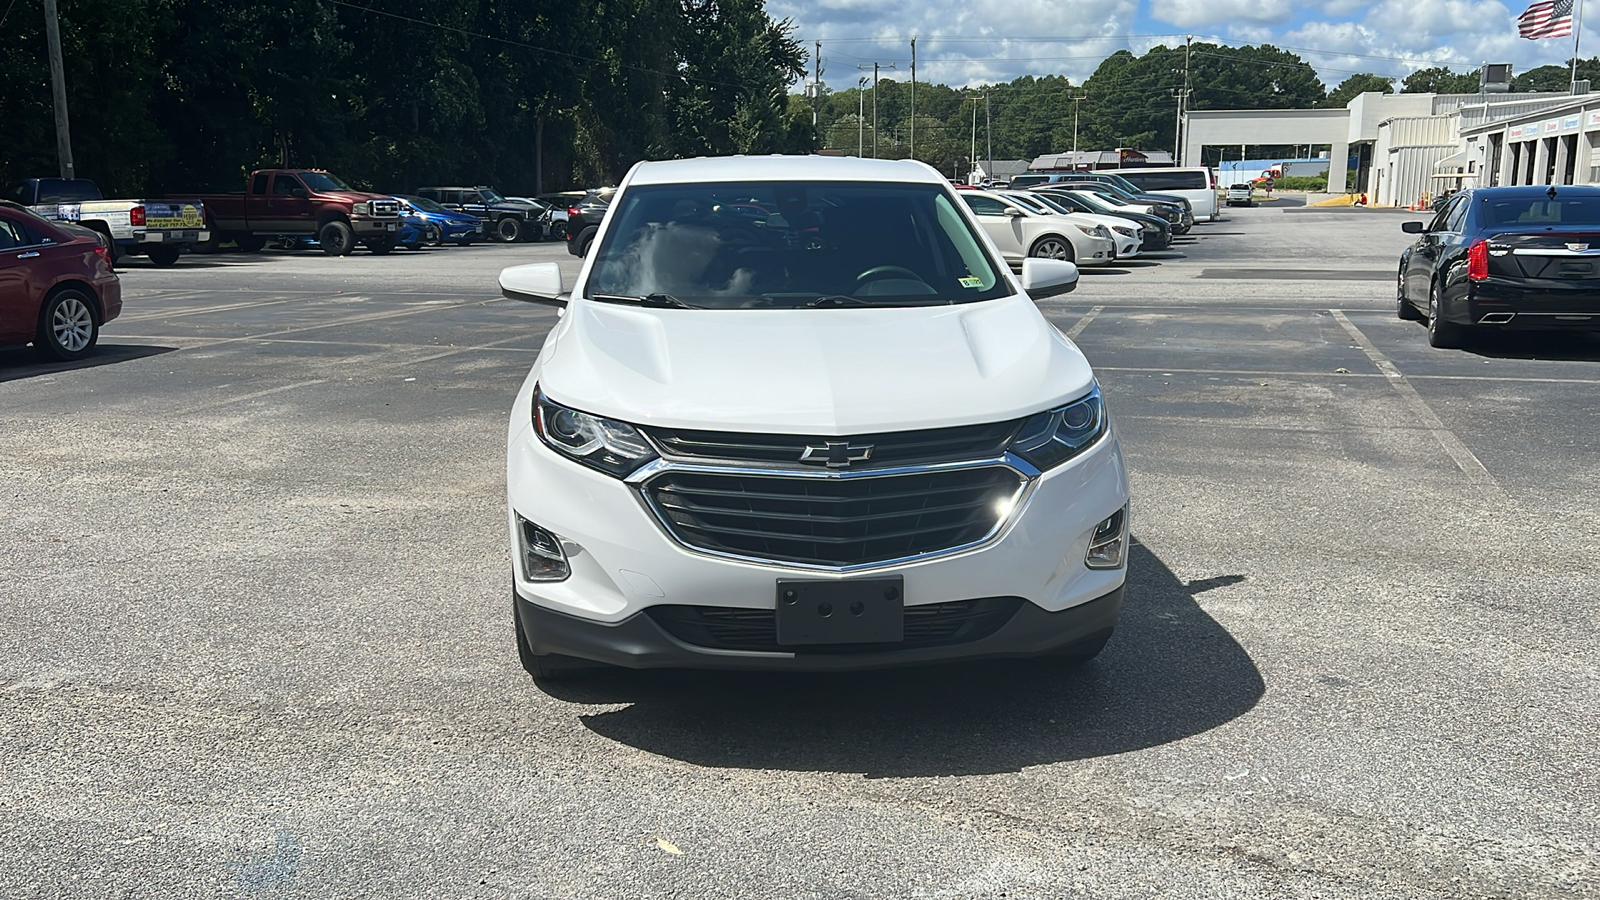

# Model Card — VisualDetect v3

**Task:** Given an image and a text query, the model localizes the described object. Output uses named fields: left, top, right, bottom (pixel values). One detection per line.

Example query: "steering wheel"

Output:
left=855, top=265, right=922, bottom=284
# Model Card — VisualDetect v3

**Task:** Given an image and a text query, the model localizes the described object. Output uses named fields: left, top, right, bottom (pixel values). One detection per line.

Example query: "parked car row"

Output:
left=952, top=180, right=1195, bottom=270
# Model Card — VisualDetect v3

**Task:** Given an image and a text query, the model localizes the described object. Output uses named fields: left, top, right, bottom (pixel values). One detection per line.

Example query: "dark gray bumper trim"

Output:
left=513, top=586, right=1124, bottom=672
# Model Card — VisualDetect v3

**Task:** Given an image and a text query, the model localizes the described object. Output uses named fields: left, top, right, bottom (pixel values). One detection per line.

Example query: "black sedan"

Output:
left=1398, top=185, right=1600, bottom=348
left=1031, top=188, right=1172, bottom=250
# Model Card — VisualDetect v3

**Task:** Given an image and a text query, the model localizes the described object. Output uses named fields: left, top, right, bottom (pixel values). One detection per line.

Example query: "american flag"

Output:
left=1518, top=0, right=1575, bottom=39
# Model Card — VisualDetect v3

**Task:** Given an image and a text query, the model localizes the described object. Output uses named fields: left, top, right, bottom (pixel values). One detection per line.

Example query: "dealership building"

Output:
left=1181, top=84, right=1598, bottom=206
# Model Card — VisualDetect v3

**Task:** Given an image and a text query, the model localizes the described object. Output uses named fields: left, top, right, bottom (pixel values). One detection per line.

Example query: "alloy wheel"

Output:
left=52, top=296, right=95, bottom=352
left=1032, top=238, right=1071, bottom=260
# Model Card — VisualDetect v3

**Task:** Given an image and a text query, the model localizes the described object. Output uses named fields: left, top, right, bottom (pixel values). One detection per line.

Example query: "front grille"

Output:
left=647, top=597, right=1025, bottom=652
left=369, top=199, right=400, bottom=217
left=645, top=420, right=1021, bottom=469
left=642, top=466, right=1024, bottom=567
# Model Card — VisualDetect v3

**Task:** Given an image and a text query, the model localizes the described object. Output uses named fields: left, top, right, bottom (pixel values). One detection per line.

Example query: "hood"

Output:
left=327, top=190, right=397, bottom=203
left=537, top=294, right=1095, bottom=434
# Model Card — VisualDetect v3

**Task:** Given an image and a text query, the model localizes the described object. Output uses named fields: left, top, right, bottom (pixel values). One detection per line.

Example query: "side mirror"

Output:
left=1020, top=257, right=1078, bottom=299
left=1003, top=206, right=1025, bottom=218
left=1401, top=221, right=1425, bottom=233
left=500, top=262, right=567, bottom=307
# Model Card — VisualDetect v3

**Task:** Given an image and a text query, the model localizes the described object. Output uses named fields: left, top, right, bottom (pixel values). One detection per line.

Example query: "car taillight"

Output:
left=130, top=205, right=145, bottom=227
left=1467, top=239, right=1489, bottom=281
left=567, top=207, right=580, bottom=217
left=94, top=245, right=112, bottom=267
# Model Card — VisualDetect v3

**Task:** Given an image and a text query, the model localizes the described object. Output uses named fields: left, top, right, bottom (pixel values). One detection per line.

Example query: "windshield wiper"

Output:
left=590, top=292, right=696, bottom=309
left=806, top=294, right=872, bottom=307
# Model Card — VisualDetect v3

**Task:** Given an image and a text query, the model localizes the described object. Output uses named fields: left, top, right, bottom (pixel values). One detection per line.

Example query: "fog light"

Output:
left=1085, top=506, right=1127, bottom=569
left=517, top=514, right=570, bottom=582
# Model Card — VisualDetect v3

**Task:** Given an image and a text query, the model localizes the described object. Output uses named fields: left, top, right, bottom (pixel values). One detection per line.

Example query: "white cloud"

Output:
left=1154, top=0, right=1296, bottom=28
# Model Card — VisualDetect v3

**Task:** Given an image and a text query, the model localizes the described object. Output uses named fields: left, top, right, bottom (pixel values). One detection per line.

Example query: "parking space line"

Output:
left=173, top=379, right=328, bottom=416
left=118, top=296, right=310, bottom=322
left=1331, top=309, right=1505, bottom=499
left=1065, top=306, right=1104, bottom=339
left=158, top=299, right=499, bottom=351
left=1097, top=366, right=1384, bottom=378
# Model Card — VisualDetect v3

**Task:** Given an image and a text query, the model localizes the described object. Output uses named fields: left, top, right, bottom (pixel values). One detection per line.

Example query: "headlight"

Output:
left=1007, top=386, right=1107, bottom=471
left=353, top=201, right=370, bottom=215
left=1113, top=226, right=1137, bottom=237
left=533, top=387, right=658, bottom=477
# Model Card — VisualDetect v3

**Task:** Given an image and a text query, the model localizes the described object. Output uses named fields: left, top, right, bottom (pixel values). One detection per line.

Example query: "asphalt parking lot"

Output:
left=3, top=203, right=1598, bottom=899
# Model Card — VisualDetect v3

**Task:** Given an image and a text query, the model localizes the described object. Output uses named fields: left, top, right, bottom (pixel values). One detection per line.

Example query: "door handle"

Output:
left=17, top=251, right=40, bottom=258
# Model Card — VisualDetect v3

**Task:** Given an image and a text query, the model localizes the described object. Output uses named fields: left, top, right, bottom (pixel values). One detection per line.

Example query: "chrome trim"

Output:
left=1478, top=312, right=1515, bottom=324
left=628, top=454, right=1040, bottom=573
left=1511, top=248, right=1600, bottom=256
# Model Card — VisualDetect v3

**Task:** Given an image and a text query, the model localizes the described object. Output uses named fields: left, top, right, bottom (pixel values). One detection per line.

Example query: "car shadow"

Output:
left=545, top=541, right=1263, bottom=777
left=0, top=343, right=178, bottom=382
left=1462, top=330, right=1600, bottom=362
left=1080, top=267, right=1132, bottom=276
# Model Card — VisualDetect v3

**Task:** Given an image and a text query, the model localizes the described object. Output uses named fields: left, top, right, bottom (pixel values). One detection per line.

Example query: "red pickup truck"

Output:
left=168, top=169, right=403, bottom=256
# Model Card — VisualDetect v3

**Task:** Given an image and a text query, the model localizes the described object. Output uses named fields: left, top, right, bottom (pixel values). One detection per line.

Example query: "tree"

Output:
left=1513, top=58, right=1600, bottom=91
left=1322, top=73, right=1394, bottom=108
left=1401, top=67, right=1479, bottom=94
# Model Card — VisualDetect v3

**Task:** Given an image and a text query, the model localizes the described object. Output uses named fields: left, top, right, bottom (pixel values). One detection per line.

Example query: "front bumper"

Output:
left=351, top=216, right=402, bottom=237
left=508, top=412, right=1130, bottom=671
left=514, top=584, right=1122, bottom=671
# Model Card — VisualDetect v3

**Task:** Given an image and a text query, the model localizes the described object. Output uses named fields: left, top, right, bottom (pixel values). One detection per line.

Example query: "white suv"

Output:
left=500, top=156, right=1130, bottom=678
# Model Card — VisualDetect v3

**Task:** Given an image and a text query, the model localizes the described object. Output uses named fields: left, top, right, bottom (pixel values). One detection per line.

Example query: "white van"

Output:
left=1109, top=167, right=1219, bottom=222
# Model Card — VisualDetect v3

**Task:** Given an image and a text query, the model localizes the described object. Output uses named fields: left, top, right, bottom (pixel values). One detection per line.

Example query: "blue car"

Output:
left=395, top=195, right=483, bottom=245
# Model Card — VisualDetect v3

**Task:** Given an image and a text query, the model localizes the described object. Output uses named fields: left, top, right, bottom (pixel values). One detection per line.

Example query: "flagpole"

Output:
left=1573, top=0, right=1585, bottom=90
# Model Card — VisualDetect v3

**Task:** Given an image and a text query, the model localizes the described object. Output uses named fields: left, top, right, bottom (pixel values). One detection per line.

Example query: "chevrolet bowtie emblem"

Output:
left=799, top=441, right=874, bottom=468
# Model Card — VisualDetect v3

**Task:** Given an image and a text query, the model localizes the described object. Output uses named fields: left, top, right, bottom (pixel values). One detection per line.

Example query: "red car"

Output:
left=0, top=200, right=121, bottom=361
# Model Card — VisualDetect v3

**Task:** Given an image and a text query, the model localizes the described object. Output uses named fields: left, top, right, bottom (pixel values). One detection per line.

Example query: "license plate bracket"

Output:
left=775, top=577, right=904, bottom=645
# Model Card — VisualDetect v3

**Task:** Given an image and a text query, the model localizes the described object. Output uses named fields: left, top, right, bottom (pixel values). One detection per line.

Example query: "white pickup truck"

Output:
left=8, top=177, right=209, bottom=267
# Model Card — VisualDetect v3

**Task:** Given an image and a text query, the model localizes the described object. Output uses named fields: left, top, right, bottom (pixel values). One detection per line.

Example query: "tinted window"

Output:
left=1444, top=197, right=1469, bottom=232
left=1119, top=171, right=1207, bottom=191
left=31, top=179, right=101, bottom=203
left=0, top=217, right=30, bottom=250
left=962, top=194, right=1010, bottom=216
left=272, top=174, right=305, bottom=196
left=1009, top=174, right=1048, bottom=188
left=299, top=172, right=352, bottom=192
left=252, top=173, right=269, bottom=194
left=588, top=181, right=1008, bottom=308
left=1481, top=195, right=1600, bottom=227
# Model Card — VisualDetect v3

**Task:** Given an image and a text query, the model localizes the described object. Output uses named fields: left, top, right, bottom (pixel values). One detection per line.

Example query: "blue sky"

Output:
left=767, top=0, right=1592, bottom=91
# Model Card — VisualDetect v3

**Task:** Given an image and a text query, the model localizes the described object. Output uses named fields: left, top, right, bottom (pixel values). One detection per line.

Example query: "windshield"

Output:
left=1065, top=191, right=1119, bottom=215
left=1003, top=193, right=1051, bottom=214
left=299, top=171, right=352, bottom=192
left=1026, top=193, right=1077, bottom=216
left=1104, top=174, right=1141, bottom=194
left=586, top=181, right=1009, bottom=309
left=480, top=189, right=507, bottom=202
left=400, top=194, right=449, bottom=213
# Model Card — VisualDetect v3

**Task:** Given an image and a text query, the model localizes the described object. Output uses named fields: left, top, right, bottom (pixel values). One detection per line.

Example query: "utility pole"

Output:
left=43, top=0, right=75, bottom=180
left=1069, top=91, right=1087, bottom=166
left=856, top=62, right=895, bottom=158
left=858, top=76, right=868, bottom=156
left=1178, top=35, right=1192, bottom=166
left=910, top=38, right=916, bottom=159
left=985, top=90, right=992, bottom=183
left=812, top=41, right=821, bottom=129
left=970, top=95, right=978, bottom=183
left=1171, top=87, right=1191, bottom=163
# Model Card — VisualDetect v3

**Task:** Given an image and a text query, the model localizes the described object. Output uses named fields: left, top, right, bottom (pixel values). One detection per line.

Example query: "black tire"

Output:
left=235, top=234, right=267, bottom=253
left=35, top=288, right=99, bottom=361
left=577, top=230, right=595, bottom=257
left=1427, top=283, right=1467, bottom=349
left=494, top=216, right=524, bottom=243
left=146, top=245, right=181, bottom=267
left=318, top=220, right=356, bottom=256
left=1396, top=266, right=1423, bottom=320
left=513, top=595, right=588, bottom=681
left=1173, top=224, right=1190, bottom=235
left=1028, top=235, right=1075, bottom=262
left=365, top=237, right=396, bottom=255
left=191, top=226, right=222, bottom=254
left=549, top=221, right=567, bottom=242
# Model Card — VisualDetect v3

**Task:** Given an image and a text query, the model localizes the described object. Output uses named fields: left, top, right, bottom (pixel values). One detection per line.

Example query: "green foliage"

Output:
left=1512, top=58, right=1600, bottom=91
left=1321, top=73, right=1394, bottom=108
left=1400, top=67, right=1480, bottom=94
left=0, top=0, right=806, bottom=195
left=813, top=42, right=1329, bottom=175
left=1272, top=175, right=1326, bottom=191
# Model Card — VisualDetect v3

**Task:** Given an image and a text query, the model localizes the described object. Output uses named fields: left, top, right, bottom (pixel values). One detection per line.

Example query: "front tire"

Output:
left=147, top=245, right=181, bottom=267
left=36, top=289, right=99, bottom=361
left=1396, top=266, right=1423, bottom=320
left=1427, top=283, right=1467, bottom=349
left=1028, top=235, right=1074, bottom=262
left=318, top=220, right=356, bottom=256
left=235, top=234, right=267, bottom=253
left=494, top=216, right=524, bottom=243
left=365, top=236, right=397, bottom=255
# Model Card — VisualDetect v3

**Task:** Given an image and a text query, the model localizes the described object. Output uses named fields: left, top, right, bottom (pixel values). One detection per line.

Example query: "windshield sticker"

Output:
left=958, top=276, right=984, bottom=288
